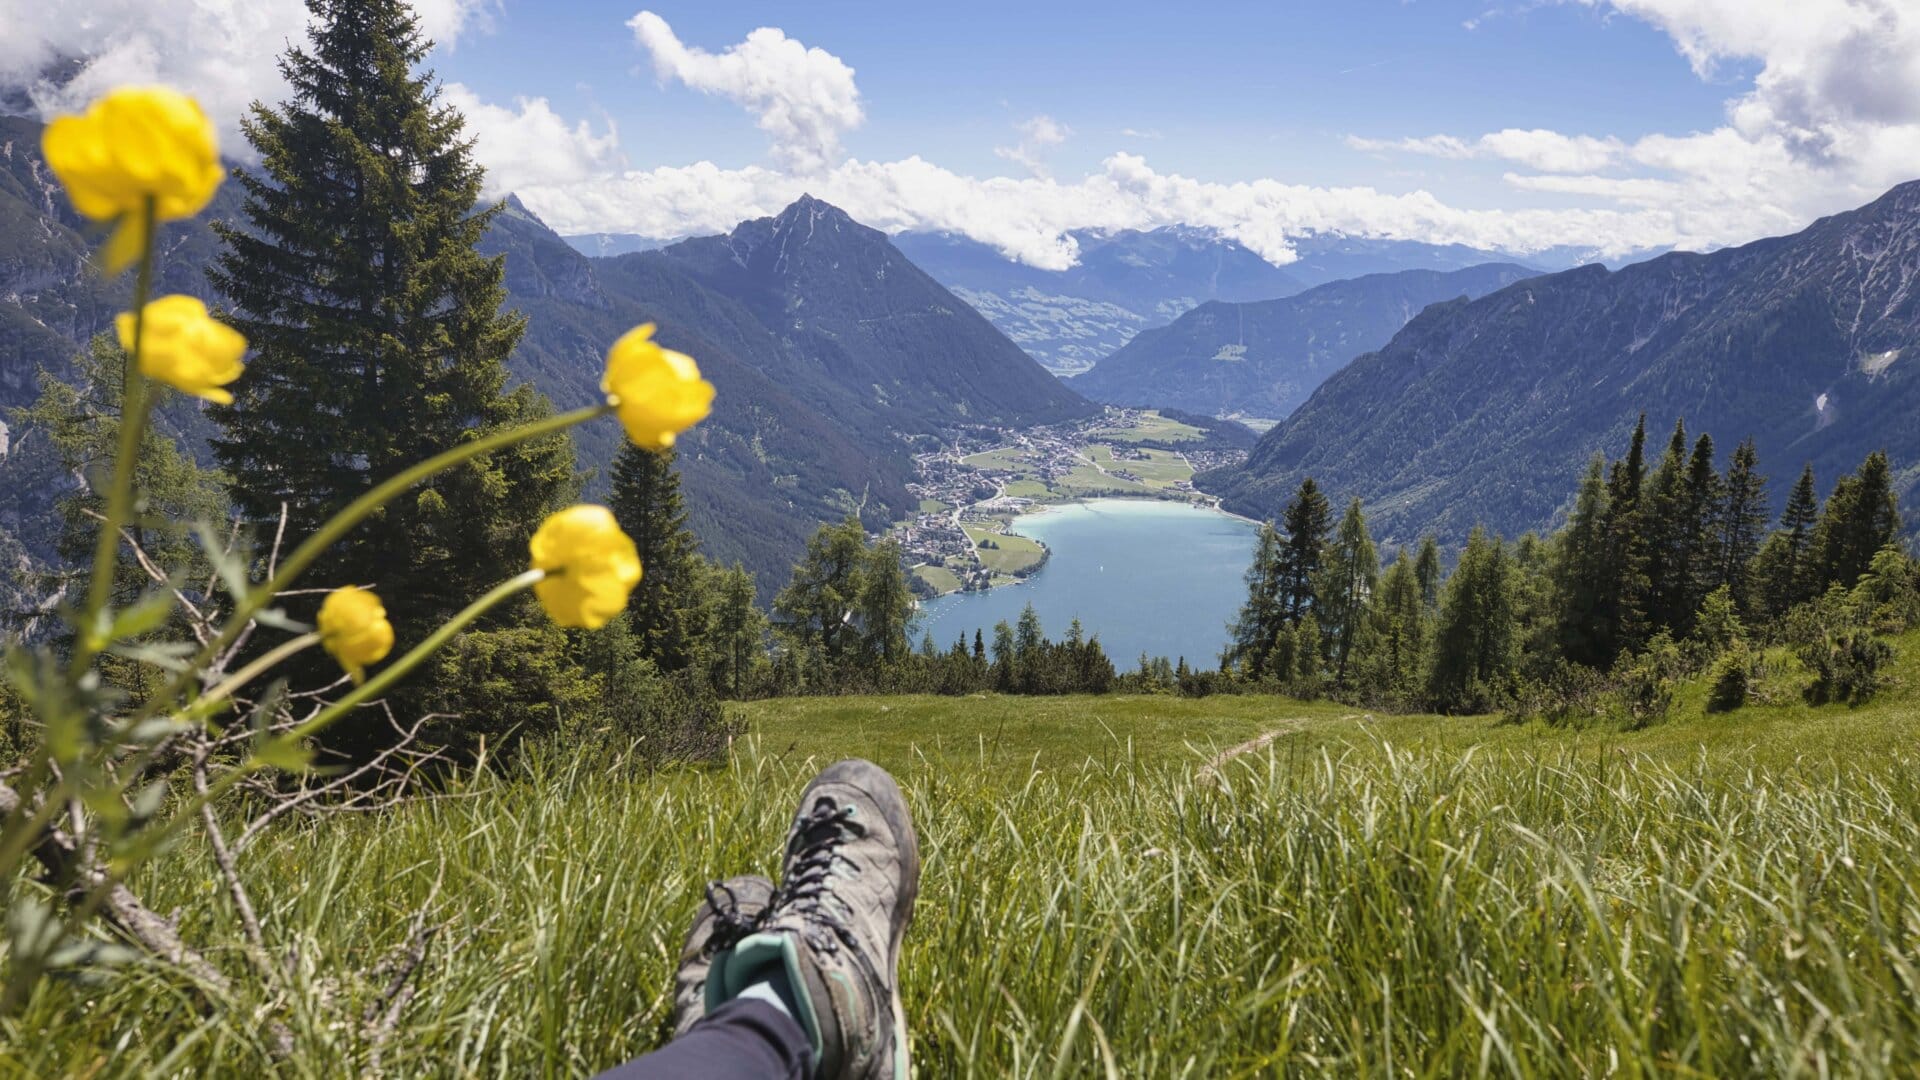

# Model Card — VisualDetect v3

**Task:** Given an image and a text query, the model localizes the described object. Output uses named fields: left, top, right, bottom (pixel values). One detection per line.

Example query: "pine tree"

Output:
left=1227, top=522, right=1285, bottom=674
left=1668, top=431, right=1721, bottom=635
left=610, top=445, right=701, bottom=671
left=1714, top=438, right=1768, bottom=609
left=858, top=537, right=916, bottom=663
left=1427, top=527, right=1515, bottom=712
left=1555, top=455, right=1613, bottom=666
left=1755, top=463, right=1821, bottom=617
left=1597, top=415, right=1651, bottom=657
left=1278, top=478, right=1332, bottom=623
left=972, top=629, right=986, bottom=664
left=1414, top=535, right=1443, bottom=611
left=1372, top=551, right=1427, bottom=695
left=1316, top=498, right=1378, bottom=686
left=1641, top=419, right=1691, bottom=634
left=211, top=0, right=574, bottom=672
left=1810, top=450, right=1900, bottom=591
left=702, top=562, right=765, bottom=698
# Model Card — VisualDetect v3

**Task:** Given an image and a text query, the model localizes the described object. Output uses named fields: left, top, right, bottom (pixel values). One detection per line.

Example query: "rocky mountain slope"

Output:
left=1070, top=263, right=1535, bottom=420
left=1200, top=181, right=1920, bottom=544
left=0, top=113, right=1088, bottom=594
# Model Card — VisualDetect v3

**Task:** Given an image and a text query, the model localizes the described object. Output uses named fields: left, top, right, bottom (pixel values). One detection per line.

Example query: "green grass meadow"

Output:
left=10, top=635, right=1920, bottom=1076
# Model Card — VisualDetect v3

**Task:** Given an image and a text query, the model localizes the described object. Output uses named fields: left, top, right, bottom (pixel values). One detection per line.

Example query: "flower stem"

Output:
left=285, top=569, right=545, bottom=742
left=75, top=199, right=156, bottom=667
left=193, top=632, right=321, bottom=714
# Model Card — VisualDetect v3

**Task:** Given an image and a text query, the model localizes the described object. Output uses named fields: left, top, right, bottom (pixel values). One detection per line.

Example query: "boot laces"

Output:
left=702, top=879, right=765, bottom=956
left=777, top=798, right=868, bottom=954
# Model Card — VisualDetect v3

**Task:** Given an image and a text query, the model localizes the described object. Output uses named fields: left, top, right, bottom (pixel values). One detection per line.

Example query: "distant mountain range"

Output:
left=562, top=233, right=671, bottom=258
left=1069, top=263, right=1536, bottom=421
left=1199, top=180, right=1920, bottom=545
left=0, top=111, right=1088, bottom=594
left=895, top=227, right=1557, bottom=375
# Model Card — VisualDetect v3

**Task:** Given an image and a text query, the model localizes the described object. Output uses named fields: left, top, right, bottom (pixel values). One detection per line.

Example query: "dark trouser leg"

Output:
left=593, top=999, right=812, bottom=1080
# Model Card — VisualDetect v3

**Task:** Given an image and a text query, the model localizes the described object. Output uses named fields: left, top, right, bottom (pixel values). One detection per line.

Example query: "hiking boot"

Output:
left=671, top=874, right=775, bottom=1037
left=707, top=759, right=921, bottom=1080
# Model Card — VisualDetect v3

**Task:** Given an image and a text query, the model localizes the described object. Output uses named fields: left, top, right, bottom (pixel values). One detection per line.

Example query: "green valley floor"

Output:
left=10, top=633, right=1920, bottom=1076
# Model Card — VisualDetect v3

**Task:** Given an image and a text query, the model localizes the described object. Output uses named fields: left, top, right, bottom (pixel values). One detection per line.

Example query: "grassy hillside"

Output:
left=10, top=633, right=1920, bottom=1075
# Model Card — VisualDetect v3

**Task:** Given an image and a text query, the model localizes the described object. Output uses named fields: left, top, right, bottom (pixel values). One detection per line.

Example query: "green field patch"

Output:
left=917, top=498, right=951, bottom=514
left=1001, top=478, right=1052, bottom=499
left=1089, top=410, right=1206, bottom=444
left=1083, top=444, right=1193, bottom=486
left=961, top=447, right=1036, bottom=472
left=962, top=523, right=1046, bottom=574
left=912, top=563, right=964, bottom=595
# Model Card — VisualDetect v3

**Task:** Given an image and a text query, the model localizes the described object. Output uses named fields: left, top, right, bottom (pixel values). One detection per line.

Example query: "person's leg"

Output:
left=594, top=998, right=811, bottom=1080
left=597, top=759, right=920, bottom=1080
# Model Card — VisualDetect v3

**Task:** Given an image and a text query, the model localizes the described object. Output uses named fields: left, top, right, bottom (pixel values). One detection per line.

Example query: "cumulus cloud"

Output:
left=516, top=151, right=1690, bottom=270
left=627, top=11, right=863, bottom=175
left=0, top=0, right=496, bottom=149
left=994, top=114, right=1071, bottom=178
left=442, top=83, right=622, bottom=194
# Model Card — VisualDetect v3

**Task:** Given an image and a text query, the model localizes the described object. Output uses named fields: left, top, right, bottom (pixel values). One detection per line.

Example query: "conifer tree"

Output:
left=610, top=444, right=701, bottom=671
left=702, top=562, right=765, bottom=698
left=1597, top=414, right=1651, bottom=657
left=1372, top=550, right=1427, bottom=695
left=1228, top=522, right=1285, bottom=673
left=1810, top=450, right=1900, bottom=590
left=1714, top=438, right=1768, bottom=608
left=1316, top=498, right=1378, bottom=686
left=1555, top=455, right=1613, bottom=666
left=858, top=537, right=916, bottom=663
left=1414, top=535, right=1443, bottom=611
left=1641, top=419, right=1692, bottom=634
left=1754, top=463, right=1821, bottom=616
left=1278, top=478, right=1332, bottom=623
left=1427, top=527, right=1515, bottom=712
left=211, top=0, right=574, bottom=660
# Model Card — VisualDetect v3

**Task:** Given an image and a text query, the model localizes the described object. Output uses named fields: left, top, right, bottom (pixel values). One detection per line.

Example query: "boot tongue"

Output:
left=712, top=932, right=836, bottom=1071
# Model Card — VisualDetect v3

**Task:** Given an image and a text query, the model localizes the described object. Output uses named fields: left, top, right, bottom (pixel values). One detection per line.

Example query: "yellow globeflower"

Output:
left=317, top=586, right=395, bottom=683
left=116, top=295, right=246, bottom=404
left=529, top=505, right=642, bottom=630
left=42, top=87, right=222, bottom=270
left=601, top=323, right=714, bottom=450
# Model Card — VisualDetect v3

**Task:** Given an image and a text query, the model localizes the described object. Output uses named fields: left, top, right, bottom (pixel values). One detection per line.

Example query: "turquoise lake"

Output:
left=918, top=499, right=1262, bottom=667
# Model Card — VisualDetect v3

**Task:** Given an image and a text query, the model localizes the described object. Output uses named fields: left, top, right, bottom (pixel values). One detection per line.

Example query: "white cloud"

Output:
left=994, top=114, right=1071, bottom=178
left=0, top=0, right=497, bottom=153
left=1348, top=130, right=1623, bottom=172
left=516, top=151, right=1689, bottom=270
left=627, top=11, right=863, bottom=175
left=442, top=83, right=622, bottom=194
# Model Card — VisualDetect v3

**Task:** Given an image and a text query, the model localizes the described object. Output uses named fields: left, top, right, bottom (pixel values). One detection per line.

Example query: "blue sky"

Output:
left=9, top=0, right=1920, bottom=266
left=439, top=0, right=1749, bottom=210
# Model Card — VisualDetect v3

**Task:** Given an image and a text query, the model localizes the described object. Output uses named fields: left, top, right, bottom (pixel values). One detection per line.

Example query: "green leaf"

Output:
left=106, top=590, right=177, bottom=641
left=193, top=521, right=252, bottom=600
left=253, top=733, right=312, bottom=773
left=252, top=607, right=309, bottom=633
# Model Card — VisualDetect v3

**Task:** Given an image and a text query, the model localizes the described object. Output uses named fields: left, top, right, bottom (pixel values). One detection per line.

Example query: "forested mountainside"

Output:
left=0, top=113, right=1087, bottom=594
left=1071, top=263, right=1534, bottom=419
left=1200, top=181, right=1920, bottom=544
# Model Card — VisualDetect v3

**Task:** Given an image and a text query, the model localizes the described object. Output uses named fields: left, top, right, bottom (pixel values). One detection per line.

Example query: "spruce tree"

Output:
left=1598, top=415, right=1651, bottom=657
left=1427, top=527, right=1515, bottom=712
left=211, top=0, right=574, bottom=667
left=610, top=444, right=701, bottom=671
left=1755, top=463, right=1821, bottom=616
left=1316, top=498, right=1378, bottom=686
left=1278, top=478, right=1332, bottom=624
left=1555, top=455, right=1613, bottom=666
left=1669, top=432, right=1721, bottom=635
left=1414, top=535, right=1443, bottom=611
left=1641, top=419, right=1691, bottom=634
left=1714, top=438, right=1768, bottom=609
left=702, top=562, right=765, bottom=698
left=1228, top=522, right=1285, bottom=674
left=1372, top=551, right=1427, bottom=695
left=858, top=538, right=916, bottom=664
left=1810, top=450, right=1900, bottom=590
